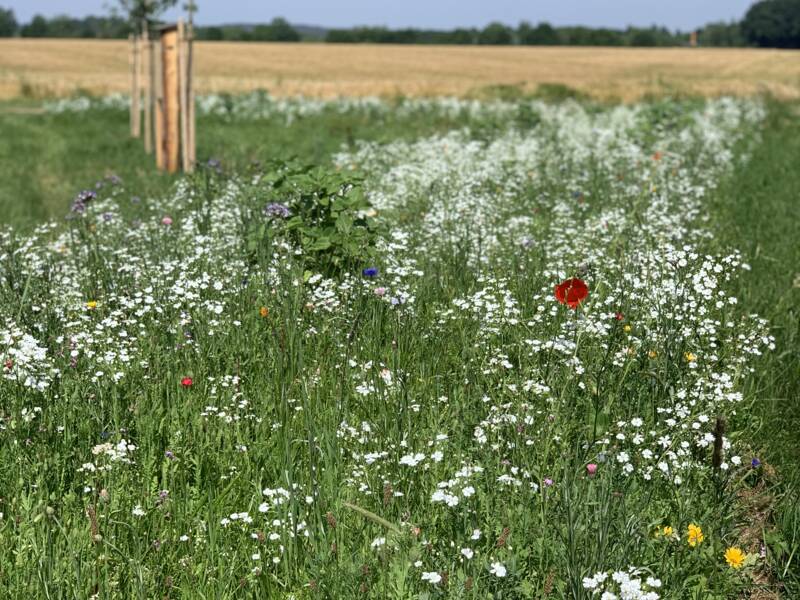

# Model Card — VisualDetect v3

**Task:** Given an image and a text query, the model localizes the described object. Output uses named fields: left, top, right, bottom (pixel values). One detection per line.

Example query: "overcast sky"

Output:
left=5, top=1, right=755, bottom=31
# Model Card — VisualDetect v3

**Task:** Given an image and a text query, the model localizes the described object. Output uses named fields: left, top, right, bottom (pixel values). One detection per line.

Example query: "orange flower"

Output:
left=259, top=306, right=269, bottom=318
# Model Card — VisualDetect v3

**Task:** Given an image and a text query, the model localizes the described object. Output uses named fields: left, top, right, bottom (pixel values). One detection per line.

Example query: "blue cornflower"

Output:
left=362, top=267, right=379, bottom=278
left=751, top=457, right=761, bottom=468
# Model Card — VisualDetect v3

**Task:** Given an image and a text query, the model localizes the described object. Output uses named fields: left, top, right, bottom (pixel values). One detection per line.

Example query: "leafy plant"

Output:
left=254, top=161, right=383, bottom=276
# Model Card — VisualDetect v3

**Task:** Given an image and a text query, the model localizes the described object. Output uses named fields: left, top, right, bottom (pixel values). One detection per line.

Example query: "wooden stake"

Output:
left=158, top=25, right=180, bottom=173
left=129, top=34, right=141, bottom=138
left=143, top=27, right=153, bottom=154
left=155, top=37, right=164, bottom=169
left=186, top=3, right=197, bottom=169
left=178, top=20, right=190, bottom=173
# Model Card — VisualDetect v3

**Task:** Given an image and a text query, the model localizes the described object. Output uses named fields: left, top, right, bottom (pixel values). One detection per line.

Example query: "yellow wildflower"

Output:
left=654, top=525, right=674, bottom=539
left=687, top=523, right=704, bottom=547
left=259, top=306, right=269, bottom=318
left=86, top=300, right=98, bottom=310
left=684, top=352, right=697, bottom=362
left=724, top=547, right=745, bottom=569
left=648, top=350, right=658, bottom=359
left=624, top=325, right=632, bottom=333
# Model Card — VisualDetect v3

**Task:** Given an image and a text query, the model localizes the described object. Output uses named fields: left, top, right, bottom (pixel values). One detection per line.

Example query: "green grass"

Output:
left=0, top=102, right=509, bottom=229
left=711, top=100, right=800, bottom=594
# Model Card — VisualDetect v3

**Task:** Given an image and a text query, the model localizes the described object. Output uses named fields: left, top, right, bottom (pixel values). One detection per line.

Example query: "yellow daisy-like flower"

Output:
left=684, top=352, right=697, bottom=363
left=687, top=523, right=704, bottom=547
left=259, top=306, right=269, bottom=318
left=86, top=300, right=98, bottom=310
left=724, top=547, right=745, bottom=569
left=653, top=525, right=674, bottom=539
left=648, top=350, right=658, bottom=359
left=623, top=325, right=632, bottom=333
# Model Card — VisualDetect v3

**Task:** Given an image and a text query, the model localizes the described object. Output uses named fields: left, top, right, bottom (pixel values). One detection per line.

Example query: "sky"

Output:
left=5, top=1, right=756, bottom=31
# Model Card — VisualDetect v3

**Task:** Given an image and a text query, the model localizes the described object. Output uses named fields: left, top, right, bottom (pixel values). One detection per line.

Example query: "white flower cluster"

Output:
left=45, top=91, right=558, bottom=124
left=583, top=568, right=661, bottom=600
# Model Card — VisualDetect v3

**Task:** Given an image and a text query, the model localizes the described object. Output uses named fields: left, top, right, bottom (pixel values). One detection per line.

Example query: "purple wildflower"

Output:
left=70, top=190, right=97, bottom=214
left=264, top=203, right=291, bottom=219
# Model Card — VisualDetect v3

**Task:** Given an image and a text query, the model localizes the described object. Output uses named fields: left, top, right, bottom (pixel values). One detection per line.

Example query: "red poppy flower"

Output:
left=554, top=278, right=589, bottom=309
left=614, top=312, right=624, bottom=321
left=181, top=377, right=193, bottom=388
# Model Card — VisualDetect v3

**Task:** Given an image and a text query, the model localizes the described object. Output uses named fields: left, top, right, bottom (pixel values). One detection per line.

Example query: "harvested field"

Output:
left=1, top=39, right=799, bottom=101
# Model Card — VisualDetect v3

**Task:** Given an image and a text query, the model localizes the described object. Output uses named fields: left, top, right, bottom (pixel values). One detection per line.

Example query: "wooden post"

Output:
left=154, top=34, right=164, bottom=169
left=186, top=5, right=197, bottom=169
left=157, top=25, right=180, bottom=173
left=143, top=26, right=153, bottom=154
left=129, top=34, right=140, bottom=138
left=178, top=20, right=190, bottom=173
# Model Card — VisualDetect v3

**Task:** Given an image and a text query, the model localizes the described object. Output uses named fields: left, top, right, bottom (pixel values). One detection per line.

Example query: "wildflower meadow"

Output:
left=0, top=94, right=798, bottom=599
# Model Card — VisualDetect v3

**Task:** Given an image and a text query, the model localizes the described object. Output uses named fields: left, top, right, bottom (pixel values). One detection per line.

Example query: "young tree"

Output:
left=113, top=0, right=179, bottom=33
left=0, top=6, right=17, bottom=37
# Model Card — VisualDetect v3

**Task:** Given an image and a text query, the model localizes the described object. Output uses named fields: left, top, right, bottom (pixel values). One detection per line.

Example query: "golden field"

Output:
left=1, top=38, right=799, bottom=101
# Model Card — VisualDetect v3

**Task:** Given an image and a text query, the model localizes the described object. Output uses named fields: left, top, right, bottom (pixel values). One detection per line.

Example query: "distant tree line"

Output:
left=322, top=21, right=750, bottom=47
left=194, top=18, right=300, bottom=41
left=0, top=0, right=797, bottom=48
left=0, top=9, right=131, bottom=38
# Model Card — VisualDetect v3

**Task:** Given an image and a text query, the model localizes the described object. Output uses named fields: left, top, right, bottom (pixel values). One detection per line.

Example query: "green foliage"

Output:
left=0, top=6, right=17, bottom=37
left=3, top=6, right=773, bottom=47
left=518, top=21, right=560, bottom=45
left=699, top=21, right=746, bottom=47
left=112, top=0, right=179, bottom=28
left=742, top=0, right=800, bottom=48
left=534, top=82, right=588, bottom=103
left=17, top=13, right=131, bottom=38
left=250, top=18, right=300, bottom=42
left=19, top=15, right=48, bottom=38
left=478, top=22, right=514, bottom=45
left=257, top=162, right=382, bottom=275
